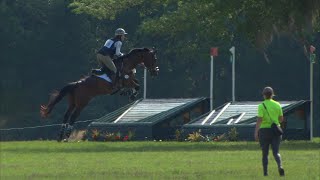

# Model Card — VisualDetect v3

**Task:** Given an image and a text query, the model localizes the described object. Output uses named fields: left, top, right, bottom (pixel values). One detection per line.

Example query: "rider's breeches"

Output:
left=97, top=54, right=117, bottom=74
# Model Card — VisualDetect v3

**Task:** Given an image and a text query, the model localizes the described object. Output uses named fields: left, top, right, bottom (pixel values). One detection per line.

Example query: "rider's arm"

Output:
left=114, top=41, right=123, bottom=57
left=278, top=104, right=284, bottom=123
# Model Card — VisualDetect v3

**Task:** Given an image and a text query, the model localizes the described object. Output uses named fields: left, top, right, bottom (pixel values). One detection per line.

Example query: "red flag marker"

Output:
left=210, top=47, right=218, bottom=57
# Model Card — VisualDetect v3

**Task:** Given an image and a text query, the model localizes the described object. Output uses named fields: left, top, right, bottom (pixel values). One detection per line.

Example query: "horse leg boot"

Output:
left=129, top=88, right=139, bottom=102
left=58, top=105, right=74, bottom=142
left=63, top=108, right=83, bottom=142
left=63, top=124, right=74, bottom=142
left=57, top=124, right=67, bottom=142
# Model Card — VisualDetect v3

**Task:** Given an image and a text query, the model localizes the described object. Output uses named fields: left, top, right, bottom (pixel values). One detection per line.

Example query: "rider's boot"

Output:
left=92, top=68, right=105, bottom=75
left=110, top=72, right=118, bottom=90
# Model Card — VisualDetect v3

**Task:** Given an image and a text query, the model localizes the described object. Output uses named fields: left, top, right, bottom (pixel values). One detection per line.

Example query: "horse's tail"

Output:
left=40, top=82, right=78, bottom=118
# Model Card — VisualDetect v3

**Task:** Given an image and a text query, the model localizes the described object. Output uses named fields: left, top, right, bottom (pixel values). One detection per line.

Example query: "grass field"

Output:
left=1, top=139, right=319, bottom=180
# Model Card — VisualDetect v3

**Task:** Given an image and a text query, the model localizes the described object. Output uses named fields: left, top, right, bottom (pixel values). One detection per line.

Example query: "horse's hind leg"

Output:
left=64, top=106, right=84, bottom=140
left=57, top=96, right=75, bottom=142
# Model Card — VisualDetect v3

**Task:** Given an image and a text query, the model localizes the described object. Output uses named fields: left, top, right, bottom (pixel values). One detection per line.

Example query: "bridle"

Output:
left=139, top=50, right=159, bottom=76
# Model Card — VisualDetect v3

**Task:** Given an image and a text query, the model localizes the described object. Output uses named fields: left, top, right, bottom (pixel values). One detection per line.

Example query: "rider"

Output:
left=93, top=28, right=127, bottom=89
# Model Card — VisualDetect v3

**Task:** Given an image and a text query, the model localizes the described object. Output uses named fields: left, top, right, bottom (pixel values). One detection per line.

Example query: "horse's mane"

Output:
left=122, top=48, right=151, bottom=58
left=113, top=47, right=152, bottom=65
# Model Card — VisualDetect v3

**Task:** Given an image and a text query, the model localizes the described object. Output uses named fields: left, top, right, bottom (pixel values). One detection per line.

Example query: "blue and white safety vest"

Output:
left=98, top=37, right=123, bottom=57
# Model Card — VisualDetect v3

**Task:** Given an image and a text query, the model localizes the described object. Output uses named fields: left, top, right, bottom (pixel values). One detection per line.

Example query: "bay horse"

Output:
left=40, top=48, right=159, bottom=141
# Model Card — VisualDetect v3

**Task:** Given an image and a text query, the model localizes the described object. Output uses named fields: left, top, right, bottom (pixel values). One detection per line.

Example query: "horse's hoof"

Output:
left=129, top=95, right=135, bottom=102
left=62, top=139, right=68, bottom=142
left=57, top=136, right=63, bottom=142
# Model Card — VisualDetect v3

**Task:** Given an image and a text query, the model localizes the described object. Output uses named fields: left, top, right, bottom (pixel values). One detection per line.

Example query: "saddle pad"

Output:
left=94, top=74, right=112, bottom=83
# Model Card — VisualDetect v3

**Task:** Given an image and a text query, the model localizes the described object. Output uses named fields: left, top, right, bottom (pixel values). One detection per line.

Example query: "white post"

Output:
left=144, top=68, right=147, bottom=99
left=309, top=45, right=316, bottom=141
left=230, top=46, right=235, bottom=102
left=310, top=56, right=314, bottom=141
left=210, top=55, right=214, bottom=111
left=210, top=47, right=218, bottom=110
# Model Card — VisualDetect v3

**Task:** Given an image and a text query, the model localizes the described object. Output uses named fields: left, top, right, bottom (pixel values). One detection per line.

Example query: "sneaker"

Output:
left=279, top=167, right=285, bottom=176
left=264, top=172, right=268, bottom=176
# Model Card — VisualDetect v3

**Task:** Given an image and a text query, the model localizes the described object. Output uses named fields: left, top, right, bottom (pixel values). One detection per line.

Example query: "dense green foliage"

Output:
left=1, top=140, right=320, bottom=179
left=0, top=0, right=319, bottom=136
left=71, top=0, right=320, bottom=52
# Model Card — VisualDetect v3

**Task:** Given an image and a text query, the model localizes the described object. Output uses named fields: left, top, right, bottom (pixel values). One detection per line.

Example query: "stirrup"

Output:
left=92, top=69, right=104, bottom=75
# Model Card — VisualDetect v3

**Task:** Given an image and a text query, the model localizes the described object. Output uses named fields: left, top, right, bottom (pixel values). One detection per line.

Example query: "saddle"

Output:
left=91, top=66, right=122, bottom=89
left=91, top=57, right=127, bottom=90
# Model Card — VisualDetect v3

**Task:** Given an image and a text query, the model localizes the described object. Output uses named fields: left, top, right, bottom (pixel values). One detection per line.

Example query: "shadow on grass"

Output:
left=1, top=141, right=319, bottom=153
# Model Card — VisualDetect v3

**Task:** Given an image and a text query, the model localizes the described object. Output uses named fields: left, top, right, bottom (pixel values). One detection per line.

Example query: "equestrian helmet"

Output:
left=115, top=28, right=127, bottom=36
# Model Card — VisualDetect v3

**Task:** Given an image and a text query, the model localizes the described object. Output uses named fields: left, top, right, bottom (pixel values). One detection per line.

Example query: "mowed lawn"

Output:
left=1, top=140, right=319, bottom=180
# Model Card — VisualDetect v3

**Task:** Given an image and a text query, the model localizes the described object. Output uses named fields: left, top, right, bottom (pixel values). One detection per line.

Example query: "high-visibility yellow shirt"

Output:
left=258, top=99, right=283, bottom=128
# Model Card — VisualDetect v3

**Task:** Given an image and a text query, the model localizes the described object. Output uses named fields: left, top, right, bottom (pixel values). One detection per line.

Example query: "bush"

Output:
left=104, top=130, right=135, bottom=141
left=228, top=127, right=239, bottom=141
left=187, top=130, right=205, bottom=142
left=105, top=132, right=116, bottom=141
left=175, top=129, right=184, bottom=141
left=127, top=130, right=135, bottom=141
left=91, top=129, right=100, bottom=141
left=186, top=128, right=239, bottom=142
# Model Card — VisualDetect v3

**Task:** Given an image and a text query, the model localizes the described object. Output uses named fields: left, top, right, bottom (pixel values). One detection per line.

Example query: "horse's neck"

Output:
left=124, top=54, right=142, bottom=70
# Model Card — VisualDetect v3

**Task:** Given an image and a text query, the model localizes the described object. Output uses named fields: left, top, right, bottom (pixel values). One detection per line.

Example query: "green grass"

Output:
left=1, top=139, right=320, bottom=180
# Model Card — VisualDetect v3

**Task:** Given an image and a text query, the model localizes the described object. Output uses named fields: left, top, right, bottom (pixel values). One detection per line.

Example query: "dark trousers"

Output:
left=259, top=128, right=282, bottom=174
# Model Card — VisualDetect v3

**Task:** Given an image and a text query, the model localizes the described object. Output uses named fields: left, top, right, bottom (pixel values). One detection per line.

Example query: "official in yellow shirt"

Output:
left=255, top=87, right=285, bottom=177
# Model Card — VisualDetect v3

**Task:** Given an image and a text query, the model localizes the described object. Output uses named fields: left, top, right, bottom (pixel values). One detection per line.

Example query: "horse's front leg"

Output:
left=128, top=81, right=140, bottom=102
left=121, top=71, right=140, bottom=101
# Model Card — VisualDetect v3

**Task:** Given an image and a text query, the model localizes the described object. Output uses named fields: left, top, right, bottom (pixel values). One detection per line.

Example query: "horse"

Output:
left=40, top=47, right=159, bottom=141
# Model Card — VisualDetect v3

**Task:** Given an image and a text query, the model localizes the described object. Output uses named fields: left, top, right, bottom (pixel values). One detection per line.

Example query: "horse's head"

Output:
left=143, top=48, right=159, bottom=77
left=124, top=48, right=159, bottom=77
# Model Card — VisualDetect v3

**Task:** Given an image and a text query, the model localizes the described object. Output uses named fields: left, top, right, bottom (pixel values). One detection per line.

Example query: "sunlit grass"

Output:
left=1, top=139, right=319, bottom=179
